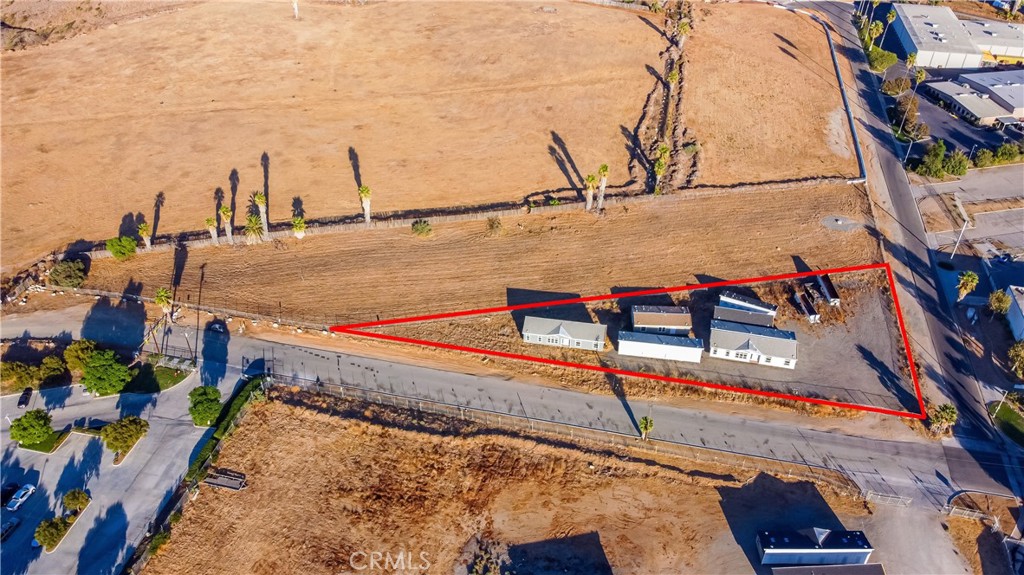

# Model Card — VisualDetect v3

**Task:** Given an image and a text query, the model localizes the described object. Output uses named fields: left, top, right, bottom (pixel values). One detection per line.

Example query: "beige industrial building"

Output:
left=924, top=69, right=1024, bottom=126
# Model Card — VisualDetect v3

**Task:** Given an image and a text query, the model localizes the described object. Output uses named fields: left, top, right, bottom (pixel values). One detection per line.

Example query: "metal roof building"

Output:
left=963, top=19, right=1024, bottom=63
left=757, top=529, right=874, bottom=566
left=709, top=320, right=798, bottom=369
left=522, top=316, right=607, bottom=351
left=1007, top=286, right=1024, bottom=341
left=720, top=291, right=778, bottom=316
left=617, top=331, right=704, bottom=364
left=631, top=305, right=692, bottom=335
left=891, top=5, right=983, bottom=68
left=713, top=305, right=776, bottom=328
left=923, top=79, right=1020, bottom=126
left=958, top=69, right=1024, bottom=116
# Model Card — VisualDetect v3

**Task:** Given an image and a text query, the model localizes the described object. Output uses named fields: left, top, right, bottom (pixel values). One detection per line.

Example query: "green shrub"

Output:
left=185, top=438, right=217, bottom=482
left=105, top=236, right=137, bottom=261
left=38, top=355, right=66, bottom=385
left=867, top=48, right=898, bottom=72
left=916, top=140, right=947, bottom=178
left=49, top=260, right=86, bottom=288
left=411, top=219, right=432, bottom=237
left=1, top=361, right=38, bottom=387
left=100, top=415, right=149, bottom=455
left=974, top=148, right=995, bottom=168
left=213, top=377, right=264, bottom=440
left=169, top=511, right=182, bottom=525
left=148, top=531, right=171, bottom=554
left=10, top=409, right=53, bottom=445
left=678, top=21, right=691, bottom=35
left=942, top=149, right=970, bottom=176
left=34, top=517, right=71, bottom=551
left=62, top=489, right=90, bottom=512
left=81, top=349, right=136, bottom=395
left=63, top=339, right=97, bottom=374
left=188, top=386, right=222, bottom=427
left=682, top=142, right=701, bottom=155
left=996, top=142, right=1020, bottom=162
left=881, top=76, right=910, bottom=96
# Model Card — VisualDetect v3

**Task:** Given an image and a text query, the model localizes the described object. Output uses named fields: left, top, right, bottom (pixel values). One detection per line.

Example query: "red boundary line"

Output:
left=331, top=262, right=927, bottom=419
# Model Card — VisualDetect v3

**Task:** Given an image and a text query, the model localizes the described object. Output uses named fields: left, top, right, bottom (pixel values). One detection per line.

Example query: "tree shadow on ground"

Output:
left=116, top=212, right=144, bottom=240
left=200, top=319, right=230, bottom=387
left=506, top=531, right=613, bottom=575
left=717, top=473, right=845, bottom=575
left=54, top=436, right=103, bottom=500
left=348, top=146, right=362, bottom=188
left=152, top=192, right=165, bottom=239
left=77, top=502, right=129, bottom=575
left=292, top=196, right=304, bottom=218
left=261, top=151, right=270, bottom=221
left=81, top=279, right=147, bottom=351
left=229, top=168, right=240, bottom=231
left=857, top=344, right=919, bottom=412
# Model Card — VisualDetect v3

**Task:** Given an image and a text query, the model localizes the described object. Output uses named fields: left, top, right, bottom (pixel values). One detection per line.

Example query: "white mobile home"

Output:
left=719, top=291, right=778, bottom=316
left=757, top=529, right=874, bottom=566
left=709, top=320, right=798, bottom=369
left=522, top=316, right=607, bottom=351
left=617, top=331, right=703, bottom=364
left=631, top=305, right=692, bottom=335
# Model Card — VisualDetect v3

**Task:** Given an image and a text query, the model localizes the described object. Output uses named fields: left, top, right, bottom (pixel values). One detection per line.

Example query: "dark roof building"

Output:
left=714, top=305, right=776, bottom=328
left=757, top=528, right=874, bottom=566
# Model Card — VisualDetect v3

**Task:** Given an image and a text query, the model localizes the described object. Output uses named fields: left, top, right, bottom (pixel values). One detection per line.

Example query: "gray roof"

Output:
left=720, top=291, right=778, bottom=313
left=713, top=305, right=775, bottom=328
left=522, top=316, right=607, bottom=342
left=925, top=81, right=1012, bottom=120
left=618, top=331, right=704, bottom=349
left=958, top=69, right=1024, bottom=114
left=962, top=20, right=1024, bottom=57
left=1010, top=286, right=1024, bottom=316
left=710, top=320, right=798, bottom=360
left=632, top=305, right=692, bottom=328
left=894, top=4, right=981, bottom=55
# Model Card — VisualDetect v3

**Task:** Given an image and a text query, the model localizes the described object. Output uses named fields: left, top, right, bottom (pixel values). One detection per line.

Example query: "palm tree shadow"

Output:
left=228, top=169, right=240, bottom=231
left=292, top=196, right=305, bottom=218
left=348, top=146, right=362, bottom=188
left=260, top=151, right=270, bottom=221
left=152, top=192, right=165, bottom=238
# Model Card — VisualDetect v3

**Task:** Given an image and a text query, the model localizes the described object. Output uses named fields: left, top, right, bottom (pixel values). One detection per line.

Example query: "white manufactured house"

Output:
left=631, top=305, right=692, bottom=335
left=891, top=5, right=984, bottom=69
left=719, top=291, right=778, bottom=316
left=522, top=316, right=607, bottom=351
left=757, top=529, right=874, bottom=566
left=709, top=320, right=798, bottom=369
left=616, top=331, right=703, bottom=364
left=1007, top=286, right=1024, bottom=341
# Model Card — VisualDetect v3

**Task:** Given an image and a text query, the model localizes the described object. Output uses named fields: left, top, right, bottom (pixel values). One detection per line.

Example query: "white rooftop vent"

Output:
left=988, top=31, right=999, bottom=36
left=981, top=94, right=990, bottom=99
left=939, top=38, right=948, bottom=42
left=983, top=22, right=990, bottom=27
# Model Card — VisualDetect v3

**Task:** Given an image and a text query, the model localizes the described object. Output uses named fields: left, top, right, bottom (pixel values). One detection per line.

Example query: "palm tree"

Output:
left=638, top=416, right=654, bottom=441
left=358, top=185, right=372, bottom=224
left=597, top=164, right=609, bottom=211
left=868, top=20, right=883, bottom=51
left=244, top=214, right=264, bottom=244
left=154, top=287, right=173, bottom=317
left=956, top=271, right=979, bottom=301
left=880, top=9, right=896, bottom=48
left=253, top=191, right=269, bottom=238
left=867, top=0, right=881, bottom=26
left=205, top=216, right=218, bottom=244
left=219, top=206, right=234, bottom=244
left=137, top=222, right=152, bottom=250
left=929, top=403, right=958, bottom=434
left=906, top=52, right=917, bottom=72
left=584, top=173, right=597, bottom=211
left=657, top=143, right=671, bottom=162
left=292, top=216, right=306, bottom=239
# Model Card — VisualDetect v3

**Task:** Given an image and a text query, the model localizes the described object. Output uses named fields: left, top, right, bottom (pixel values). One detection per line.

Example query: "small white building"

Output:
left=1007, top=286, right=1024, bottom=341
left=522, top=316, right=607, bottom=351
left=631, top=305, right=692, bottom=335
left=719, top=291, right=778, bottom=316
left=709, top=320, right=798, bottom=369
left=757, top=529, right=874, bottom=566
left=617, top=331, right=703, bottom=364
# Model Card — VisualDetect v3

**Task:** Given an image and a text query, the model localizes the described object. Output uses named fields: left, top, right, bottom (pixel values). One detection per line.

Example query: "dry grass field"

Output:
left=143, top=396, right=875, bottom=575
left=81, top=184, right=879, bottom=326
left=682, top=3, right=859, bottom=185
left=0, top=0, right=665, bottom=274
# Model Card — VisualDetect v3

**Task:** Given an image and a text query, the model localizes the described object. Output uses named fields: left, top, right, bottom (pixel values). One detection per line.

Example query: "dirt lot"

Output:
left=947, top=517, right=1014, bottom=575
left=0, top=0, right=665, bottom=274
left=143, top=396, right=881, bottom=575
left=682, top=3, right=859, bottom=186
left=80, top=183, right=879, bottom=325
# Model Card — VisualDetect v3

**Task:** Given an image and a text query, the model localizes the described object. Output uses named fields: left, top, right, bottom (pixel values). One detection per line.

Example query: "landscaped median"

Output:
left=185, top=376, right=266, bottom=483
left=33, top=489, right=91, bottom=553
left=990, top=400, right=1024, bottom=448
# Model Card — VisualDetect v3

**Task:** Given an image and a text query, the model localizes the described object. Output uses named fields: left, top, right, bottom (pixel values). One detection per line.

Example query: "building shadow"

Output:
left=505, top=287, right=589, bottom=334
left=81, top=279, right=147, bottom=351
left=348, top=146, right=362, bottom=188
left=791, top=255, right=814, bottom=274
left=152, top=191, right=165, bottom=239
left=506, top=531, right=613, bottom=575
left=612, top=285, right=678, bottom=311
left=77, top=501, right=129, bottom=575
left=200, top=319, right=230, bottom=387
left=717, top=474, right=845, bottom=574
left=0, top=449, right=45, bottom=575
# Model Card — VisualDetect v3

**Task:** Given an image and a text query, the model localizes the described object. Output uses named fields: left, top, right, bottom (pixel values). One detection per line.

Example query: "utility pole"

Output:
left=950, top=219, right=969, bottom=260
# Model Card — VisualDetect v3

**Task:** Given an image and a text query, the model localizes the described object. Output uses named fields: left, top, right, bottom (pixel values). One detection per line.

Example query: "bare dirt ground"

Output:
left=682, top=3, right=859, bottom=185
left=920, top=195, right=958, bottom=233
left=143, top=396, right=881, bottom=575
left=0, top=0, right=665, bottom=274
left=80, top=184, right=879, bottom=327
left=947, top=517, right=1014, bottom=575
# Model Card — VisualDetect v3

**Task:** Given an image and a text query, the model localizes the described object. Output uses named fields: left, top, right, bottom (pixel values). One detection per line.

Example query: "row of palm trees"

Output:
left=859, top=1, right=897, bottom=52
left=201, top=190, right=316, bottom=246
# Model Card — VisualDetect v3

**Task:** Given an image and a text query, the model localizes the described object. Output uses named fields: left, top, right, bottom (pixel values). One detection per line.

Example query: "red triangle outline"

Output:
left=330, top=262, right=926, bottom=419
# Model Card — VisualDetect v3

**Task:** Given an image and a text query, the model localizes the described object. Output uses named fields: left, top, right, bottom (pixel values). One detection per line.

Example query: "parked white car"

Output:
left=5, top=484, right=36, bottom=512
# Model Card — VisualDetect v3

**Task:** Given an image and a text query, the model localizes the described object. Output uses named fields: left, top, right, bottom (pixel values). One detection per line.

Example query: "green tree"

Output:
left=996, top=143, right=1020, bottom=162
left=917, top=140, right=947, bottom=178
left=584, top=173, right=598, bottom=211
left=990, top=290, right=1013, bottom=317
left=291, top=216, right=306, bottom=239
left=154, top=287, right=173, bottom=316
left=412, top=219, right=432, bottom=237
left=100, top=416, right=150, bottom=455
left=10, top=409, right=53, bottom=445
left=868, top=0, right=881, bottom=25
left=137, top=222, right=152, bottom=250
left=243, top=214, right=264, bottom=244
left=639, top=416, right=654, bottom=441
left=49, top=260, right=86, bottom=288
left=915, top=68, right=926, bottom=85
left=929, top=403, right=958, bottom=433
left=596, top=163, right=609, bottom=211
left=868, top=20, right=883, bottom=50
left=880, top=9, right=896, bottom=46
left=188, top=386, right=222, bottom=427
left=1009, top=341, right=1024, bottom=379
left=653, top=157, right=667, bottom=189
left=252, top=191, right=270, bottom=237
left=106, top=236, right=137, bottom=261
left=956, top=271, right=979, bottom=302
left=219, top=206, right=234, bottom=244
left=62, top=489, right=90, bottom=512
left=34, top=517, right=71, bottom=551
left=678, top=20, right=691, bottom=35
left=974, top=148, right=995, bottom=168
left=63, top=339, right=97, bottom=374
left=205, top=216, right=218, bottom=244
left=358, top=185, right=372, bottom=224
left=81, top=349, right=137, bottom=396
left=942, top=149, right=969, bottom=176
left=1, top=362, right=37, bottom=387
left=906, top=51, right=917, bottom=70
left=38, top=355, right=66, bottom=385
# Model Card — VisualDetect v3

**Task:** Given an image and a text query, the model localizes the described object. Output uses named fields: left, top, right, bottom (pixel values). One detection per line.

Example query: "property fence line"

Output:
left=943, top=504, right=994, bottom=521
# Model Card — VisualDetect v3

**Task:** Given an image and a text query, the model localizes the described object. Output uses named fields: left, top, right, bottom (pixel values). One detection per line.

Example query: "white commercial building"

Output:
left=963, top=19, right=1024, bottom=64
left=891, top=4, right=984, bottom=68
left=709, top=320, right=798, bottom=369
left=617, top=331, right=704, bottom=364
left=924, top=69, right=1024, bottom=126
